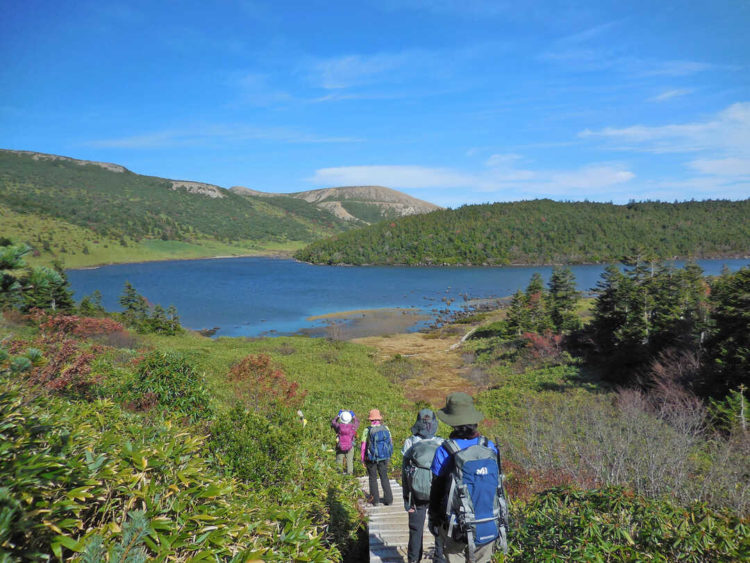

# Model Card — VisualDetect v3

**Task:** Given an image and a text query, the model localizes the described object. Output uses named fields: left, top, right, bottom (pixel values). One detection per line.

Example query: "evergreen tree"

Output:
left=166, top=304, right=181, bottom=335
left=0, top=239, right=30, bottom=309
left=149, top=304, right=169, bottom=333
left=119, top=281, right=149, bottom=327
left=525, top=272, right=552, bottom=333
left=20, top=265, right=74, bottom=312
left=79, top=290, right=106, bottom=317
left=702, top=267, right=750, bottom=396
left=548, top=266, right=581, bottom=332
left=506, top=289, right=530, bottom=335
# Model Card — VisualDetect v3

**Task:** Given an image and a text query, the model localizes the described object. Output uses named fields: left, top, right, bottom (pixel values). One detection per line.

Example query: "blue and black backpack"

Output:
left=366, top=425, right=393, bottom=462
left=442, top=437, right=509, bottom=553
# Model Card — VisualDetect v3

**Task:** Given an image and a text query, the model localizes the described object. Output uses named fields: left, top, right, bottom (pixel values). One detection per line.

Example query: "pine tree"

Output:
left=506, top=289, right=530, bottom=335
left=525, top=272, right=552, bottom=333
left=119, top=281, right=149, bottom=327
left=548, top=266, right=581, bottom=332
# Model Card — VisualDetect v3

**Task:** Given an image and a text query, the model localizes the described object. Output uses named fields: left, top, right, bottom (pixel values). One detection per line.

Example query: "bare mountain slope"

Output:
left=230, top=184, right=441, bottom=224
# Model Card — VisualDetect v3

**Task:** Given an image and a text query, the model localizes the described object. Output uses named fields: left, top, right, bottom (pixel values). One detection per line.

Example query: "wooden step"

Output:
left=359, top=477, right=436, bottom=562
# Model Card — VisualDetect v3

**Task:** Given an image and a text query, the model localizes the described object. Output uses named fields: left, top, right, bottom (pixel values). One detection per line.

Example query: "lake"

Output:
left=67, top=258, right=750, bottom=338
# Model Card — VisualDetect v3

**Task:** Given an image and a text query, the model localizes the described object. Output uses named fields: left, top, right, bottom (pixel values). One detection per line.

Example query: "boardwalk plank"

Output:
left=359, top=476, right=435, bottom=563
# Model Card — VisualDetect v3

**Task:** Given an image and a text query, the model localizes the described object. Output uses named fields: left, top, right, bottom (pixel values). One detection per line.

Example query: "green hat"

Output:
left=437, top=392, right=484, bottom=426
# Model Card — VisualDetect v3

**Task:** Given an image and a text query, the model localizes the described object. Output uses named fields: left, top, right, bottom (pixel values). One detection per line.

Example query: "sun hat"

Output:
left=436, top=392, right=484, bottom=426
left=368, top=408, right=383, bottom=421
left=411, top=408, right=438, bottom=438
left=340, top=410, right=353, bottom=423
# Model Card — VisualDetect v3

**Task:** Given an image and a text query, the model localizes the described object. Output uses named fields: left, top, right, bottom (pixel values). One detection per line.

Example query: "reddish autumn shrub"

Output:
left=26, top=337, right=100, bottom=396
left=522, top=330, right=565, bottom=365
left=227, top=354, right=306, bottom=413
left=34, top=311, right=124, bottom=338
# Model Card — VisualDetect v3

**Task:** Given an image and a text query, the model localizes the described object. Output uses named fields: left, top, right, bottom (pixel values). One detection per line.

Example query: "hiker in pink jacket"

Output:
left=331, top=409, right=359, bottom=475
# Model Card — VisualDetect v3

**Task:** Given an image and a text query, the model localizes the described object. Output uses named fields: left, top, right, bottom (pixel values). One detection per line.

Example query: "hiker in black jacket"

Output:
left=401, top=408, right=445, bottom=563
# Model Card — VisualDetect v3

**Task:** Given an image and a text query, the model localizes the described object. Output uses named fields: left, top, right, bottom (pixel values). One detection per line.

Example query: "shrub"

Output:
left=508, top=487, right=750, bottom=561
left=226, top=353, right=305, bottom=414
left=126, top=351, right=212, bottom=420
left=209, top=405, right=297, bottom=487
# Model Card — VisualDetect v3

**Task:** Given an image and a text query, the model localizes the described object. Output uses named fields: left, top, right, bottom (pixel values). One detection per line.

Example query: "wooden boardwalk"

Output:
left=359, top=476, right=436, bottom=563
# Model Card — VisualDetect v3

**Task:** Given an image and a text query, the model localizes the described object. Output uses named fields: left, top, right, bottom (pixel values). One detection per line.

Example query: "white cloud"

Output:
left=549, top=165, right=634, bottom=189
left=579, top=102, right=750, bottom=155
left=650, top=89, right=692, bottom=102
left=86, top=125, right=361, bottom=149
left=310, top=165, right=475, bottom=188
left=689, top=157, right=750, bottom=177
left=309, top=53, right=412, bottom=90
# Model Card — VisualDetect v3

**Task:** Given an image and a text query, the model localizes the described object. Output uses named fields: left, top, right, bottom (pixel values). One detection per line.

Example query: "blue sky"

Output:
left=1, top=0, right=749, bottom=207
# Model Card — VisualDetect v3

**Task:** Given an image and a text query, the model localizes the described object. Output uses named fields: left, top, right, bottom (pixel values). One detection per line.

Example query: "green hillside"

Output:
left=295, top=198, right=750, bottom=265
left=0, top=150, right=350, bottom=263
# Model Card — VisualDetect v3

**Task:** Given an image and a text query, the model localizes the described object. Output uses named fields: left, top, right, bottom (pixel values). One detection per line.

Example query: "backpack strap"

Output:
left=443, top=439, right=460, bottom=456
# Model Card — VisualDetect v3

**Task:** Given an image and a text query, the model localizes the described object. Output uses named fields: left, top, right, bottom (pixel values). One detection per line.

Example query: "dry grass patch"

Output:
left=353, top=330, right=480, bottom=405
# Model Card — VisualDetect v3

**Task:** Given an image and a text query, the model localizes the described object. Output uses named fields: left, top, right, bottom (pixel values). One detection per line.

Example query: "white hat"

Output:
left=340, top=411, right=352, bottom=423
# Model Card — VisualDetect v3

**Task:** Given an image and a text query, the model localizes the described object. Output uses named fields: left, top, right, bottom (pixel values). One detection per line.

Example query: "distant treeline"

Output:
left=0, top=151, right=348, bottom=244
left=295, top=199, right=750, bottom=265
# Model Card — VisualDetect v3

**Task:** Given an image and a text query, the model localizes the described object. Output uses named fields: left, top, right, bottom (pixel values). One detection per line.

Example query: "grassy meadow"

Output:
left=1, top=205, right=304, bottom=268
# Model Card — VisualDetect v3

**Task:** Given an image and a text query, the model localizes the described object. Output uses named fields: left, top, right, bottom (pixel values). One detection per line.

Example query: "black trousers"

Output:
left=365, top=459, right=393, bottom=505
left=408, top=502, right=445, bottom=563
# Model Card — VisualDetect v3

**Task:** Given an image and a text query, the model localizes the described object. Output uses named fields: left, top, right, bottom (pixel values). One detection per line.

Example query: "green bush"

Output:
left=209, top=405, right=297, bottom=487
left=506, top=487, right=750, bottom=561
left=0, top=379, right=341, bottom=561
left=126, top=351, right=212, bottom=420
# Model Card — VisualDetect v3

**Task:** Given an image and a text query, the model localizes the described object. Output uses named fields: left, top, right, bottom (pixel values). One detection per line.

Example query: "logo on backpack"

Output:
left=442, top=437, right=509, bottom=553
left=403, top=437, right=442, bottom=503
left=366, top=425, right=393, bottom=462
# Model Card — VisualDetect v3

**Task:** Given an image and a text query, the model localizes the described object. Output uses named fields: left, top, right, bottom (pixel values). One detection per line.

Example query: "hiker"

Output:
left=331, top=409, right=359, bottom=475
left=428, top=392, right=508, bottom=563
left=402, top=408, right=445, bottom=563
left=361, top=408, right=394, bottom=505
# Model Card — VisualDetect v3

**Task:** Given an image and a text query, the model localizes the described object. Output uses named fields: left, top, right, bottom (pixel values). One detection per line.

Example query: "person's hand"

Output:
left=429, top=520, right=440, bottom=537
left=408, top=508, right=415, bottom=513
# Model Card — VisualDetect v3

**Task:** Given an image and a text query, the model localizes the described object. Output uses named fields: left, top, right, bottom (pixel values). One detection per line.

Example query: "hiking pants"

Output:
left=335, top=448, right=354, bottom=475
left=365, top=460, right=393, bottom=505
left=439, top=528, right=494, bottom=563
left=408, top=502, right=445, bottom=563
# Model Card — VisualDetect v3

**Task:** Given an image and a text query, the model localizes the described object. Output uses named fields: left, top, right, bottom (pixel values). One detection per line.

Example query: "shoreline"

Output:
left=68, top=250, right=750, bottom=271
left=66, top=249, right=297, bottom=271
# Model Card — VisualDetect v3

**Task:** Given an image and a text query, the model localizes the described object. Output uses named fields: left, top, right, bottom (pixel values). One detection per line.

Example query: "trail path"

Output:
left=359, top=476, right=436, bottom=563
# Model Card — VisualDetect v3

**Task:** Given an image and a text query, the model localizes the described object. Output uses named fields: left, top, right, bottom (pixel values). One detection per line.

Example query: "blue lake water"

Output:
left=67, top=258, right=750, bottom=338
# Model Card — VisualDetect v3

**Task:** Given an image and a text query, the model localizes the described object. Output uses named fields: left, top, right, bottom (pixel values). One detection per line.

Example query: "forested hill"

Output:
left=0, top=150, right=350, bottom=245
left=295, top=199, right=750, bottom=265
left=0, top=150, right=438, bottom=254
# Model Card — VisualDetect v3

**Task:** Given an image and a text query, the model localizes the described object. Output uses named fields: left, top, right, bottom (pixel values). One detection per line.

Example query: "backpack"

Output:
left=337, top=422, right=356, bottom=452
left=366, top=425, right=393, bottom=462
left=403, top=437, right=442, bottom=504
left=442, top=437, right=509, bottom=554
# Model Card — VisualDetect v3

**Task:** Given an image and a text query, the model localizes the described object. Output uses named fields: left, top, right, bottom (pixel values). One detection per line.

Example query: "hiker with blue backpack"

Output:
left=402, top=408, right=446, bottom=563
left=360, top=408, right=394, bottom=506
left=331, top=409, right=359, bottom=475
left=428, top=392, right=509, bottom=563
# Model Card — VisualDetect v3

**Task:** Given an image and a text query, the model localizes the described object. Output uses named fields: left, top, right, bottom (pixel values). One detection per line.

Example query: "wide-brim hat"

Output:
left=437, top=392, right=484, bottom=426
left=368, top=408, right=383, bottom=421
left=340, top=411, right=352, bottom=423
